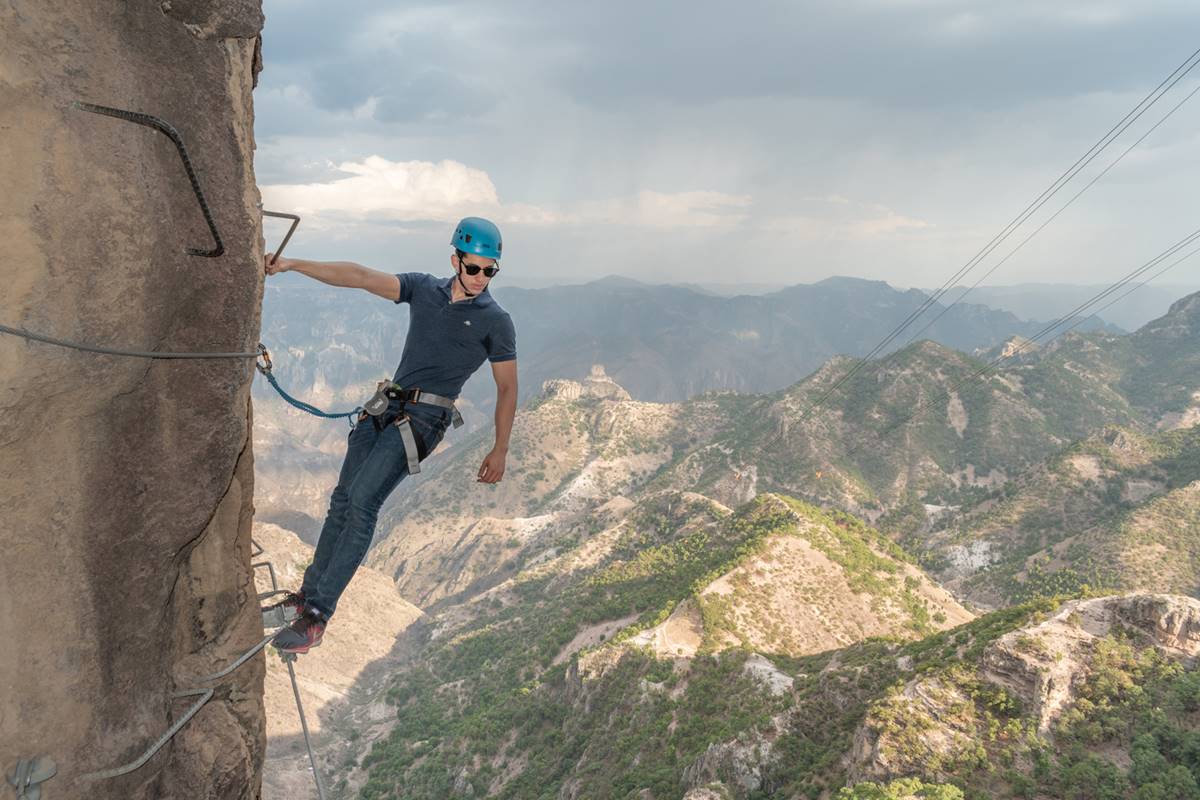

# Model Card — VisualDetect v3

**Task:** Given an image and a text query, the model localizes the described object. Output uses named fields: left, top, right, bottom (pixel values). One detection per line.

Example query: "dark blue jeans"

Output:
left=300, top=399, right=449, bottom=619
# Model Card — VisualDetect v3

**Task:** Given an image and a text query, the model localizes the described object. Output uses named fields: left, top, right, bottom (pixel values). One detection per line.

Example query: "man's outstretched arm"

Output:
left=264, top=254, right=401, bottom=301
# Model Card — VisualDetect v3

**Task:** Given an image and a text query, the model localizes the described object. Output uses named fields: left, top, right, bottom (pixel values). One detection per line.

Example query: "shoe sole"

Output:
left=273, top=638, right=323, bottom=655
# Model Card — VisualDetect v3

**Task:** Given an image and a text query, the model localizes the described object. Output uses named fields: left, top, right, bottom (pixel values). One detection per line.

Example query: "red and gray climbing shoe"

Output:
left=271, top=607, right=327, bottom=655
left=263, top=590, right=305, bottom=617
left=261, top=590, right=305, bottom=628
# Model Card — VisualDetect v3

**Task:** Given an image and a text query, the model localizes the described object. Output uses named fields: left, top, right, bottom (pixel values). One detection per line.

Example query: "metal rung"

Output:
left=261, top=604, right=297, bottom=629
left=6, top=757, right=57, bottom=800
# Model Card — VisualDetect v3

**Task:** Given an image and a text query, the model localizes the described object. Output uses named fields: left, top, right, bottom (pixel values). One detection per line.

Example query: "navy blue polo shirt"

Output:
left=391, top=272, right=517, bottom=401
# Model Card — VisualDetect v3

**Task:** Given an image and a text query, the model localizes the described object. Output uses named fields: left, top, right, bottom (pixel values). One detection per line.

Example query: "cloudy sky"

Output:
left=255, top=1, right=1200, bottom=291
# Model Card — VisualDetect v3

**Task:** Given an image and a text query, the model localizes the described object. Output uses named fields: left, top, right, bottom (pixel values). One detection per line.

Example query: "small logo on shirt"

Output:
left=464, top=320, right=472, bottom=326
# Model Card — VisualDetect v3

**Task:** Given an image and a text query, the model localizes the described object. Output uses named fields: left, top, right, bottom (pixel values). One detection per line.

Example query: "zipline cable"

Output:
left=1066, top=245, right=1200, bottom=331
left=900, top=79, right=1200, bottom=348
left=797, top=44, right=1200, bottom=424
left=829, top=226, right=1200, bottom=467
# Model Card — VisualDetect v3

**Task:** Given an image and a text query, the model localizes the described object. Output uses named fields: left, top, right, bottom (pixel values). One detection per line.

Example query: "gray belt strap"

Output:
left=393, top=415, right=423, bottom=475
left=375, top=382, right=464, bottom=475
left=404, top=389, right=464, bottom=429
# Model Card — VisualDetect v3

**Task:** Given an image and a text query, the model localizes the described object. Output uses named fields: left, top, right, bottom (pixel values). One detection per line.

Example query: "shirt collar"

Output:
left=439, top=275, right=495, bottom=307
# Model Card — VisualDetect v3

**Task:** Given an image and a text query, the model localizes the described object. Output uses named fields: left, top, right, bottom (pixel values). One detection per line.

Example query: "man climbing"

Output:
left=261, top=217, right=518, bottom=654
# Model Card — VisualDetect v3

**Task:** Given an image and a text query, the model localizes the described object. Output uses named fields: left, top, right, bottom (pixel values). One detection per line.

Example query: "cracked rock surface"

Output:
left=1, top=2, right=266, bottom=797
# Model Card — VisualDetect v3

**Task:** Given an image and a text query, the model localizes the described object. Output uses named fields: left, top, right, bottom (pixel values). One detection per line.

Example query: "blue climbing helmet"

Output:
left=451, top=217, right=503, bottom=260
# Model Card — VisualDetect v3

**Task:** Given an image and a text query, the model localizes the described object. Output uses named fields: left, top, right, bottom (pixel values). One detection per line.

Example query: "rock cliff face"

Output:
left=1, top=3, right=265, bottom=798
left=980, top=594, right=1200, bottom=733
left=849, top=594, right=1200, bottom=784
left=540, top=365, right=633, bottom=403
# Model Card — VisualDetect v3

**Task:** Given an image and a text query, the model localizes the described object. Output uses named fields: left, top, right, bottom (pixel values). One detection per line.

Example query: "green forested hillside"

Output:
left=321, top=293, right=1200, bottom=800
left=922, top=425, right=1200, bottom=607
left=343, top=494, right=965, bottom=799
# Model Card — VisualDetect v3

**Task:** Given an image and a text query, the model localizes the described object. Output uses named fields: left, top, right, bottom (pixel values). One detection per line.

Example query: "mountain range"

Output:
left=257, top=274, right=1115, bottom=415
left=949, top=282, right=1200, bottom=332
left=499, top=276, right=1200, bottom=332
left=253, top=275, right=1114, bottom=540
left=254, top=290, right=1199, bottom=800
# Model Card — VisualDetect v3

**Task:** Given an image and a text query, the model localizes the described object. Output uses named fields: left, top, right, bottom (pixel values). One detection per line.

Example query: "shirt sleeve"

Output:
left=394, top=272, right=426, bottom=304
left=485, top=313, right=517, bottom=363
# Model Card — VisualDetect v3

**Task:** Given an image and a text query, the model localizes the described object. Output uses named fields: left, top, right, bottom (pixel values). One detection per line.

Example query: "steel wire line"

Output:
left=832, top=227, right=1200, bottom=466
left=1066, top=246, right=1200, bottom=331
left=901, top=80, right=1200, bottom=348
left=796, top=44, right=1200, bottom=425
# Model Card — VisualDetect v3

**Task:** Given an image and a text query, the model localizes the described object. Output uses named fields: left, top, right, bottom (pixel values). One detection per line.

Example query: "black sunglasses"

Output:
left=461, top=261, right=500, bottom=278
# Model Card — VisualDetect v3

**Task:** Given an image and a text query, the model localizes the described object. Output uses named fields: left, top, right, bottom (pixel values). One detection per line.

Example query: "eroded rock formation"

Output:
left=1, top=2, right=265, bottom=797
left=849, top=594, right=1200, bottom=783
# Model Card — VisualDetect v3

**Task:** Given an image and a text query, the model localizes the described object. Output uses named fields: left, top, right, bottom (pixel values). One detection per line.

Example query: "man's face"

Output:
left=455, top=252, right=498, bottom=293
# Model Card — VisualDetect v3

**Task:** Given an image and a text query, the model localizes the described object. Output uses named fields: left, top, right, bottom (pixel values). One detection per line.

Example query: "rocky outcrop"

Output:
left=582, top=364, right=633, bottom=401
left=849, top=594, right=1200, bottom=783
left=848, top=675, right=979, bottom=783
left=540, top=365, right=633, bottom=404
left=681, top=712, right=789, bottom=796
left=683, top=784, right=734, bottom=800
left=1, top=3, right=265, bottom=798
left=980, top=594, right=1200, bottom=733
left=542, top=378, right=584, bottom=401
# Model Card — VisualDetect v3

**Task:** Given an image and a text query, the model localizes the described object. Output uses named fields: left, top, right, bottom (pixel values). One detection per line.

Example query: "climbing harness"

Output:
left=71, top=101, right=223, bottom=257
left=395, top=415, right=423, bottom=476
left=5, top=757, right=56, bottom=800
left=362, top=380, right=464, bottom=474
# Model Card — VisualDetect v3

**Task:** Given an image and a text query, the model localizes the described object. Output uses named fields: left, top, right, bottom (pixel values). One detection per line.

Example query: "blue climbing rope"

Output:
left=255, top=345, right=361, bottom=427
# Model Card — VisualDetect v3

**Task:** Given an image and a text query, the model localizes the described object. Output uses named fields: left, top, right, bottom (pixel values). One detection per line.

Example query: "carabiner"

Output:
left=255, top=343, right=273, bottom=375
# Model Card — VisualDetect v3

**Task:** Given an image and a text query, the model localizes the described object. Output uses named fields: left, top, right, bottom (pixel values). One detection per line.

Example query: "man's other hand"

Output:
left=477, top=448, right=507, bottom=483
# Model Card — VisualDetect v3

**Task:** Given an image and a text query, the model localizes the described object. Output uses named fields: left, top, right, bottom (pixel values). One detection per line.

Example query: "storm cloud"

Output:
left=255, top=1, right=1200, bottom=292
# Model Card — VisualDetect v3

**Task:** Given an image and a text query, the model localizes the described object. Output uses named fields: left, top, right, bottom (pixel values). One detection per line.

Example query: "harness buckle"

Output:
left=363, top=381, right=390, bottom=416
